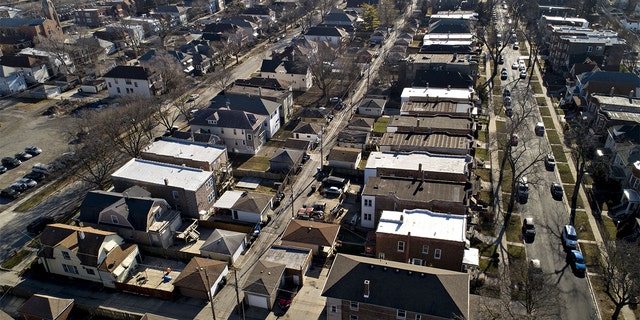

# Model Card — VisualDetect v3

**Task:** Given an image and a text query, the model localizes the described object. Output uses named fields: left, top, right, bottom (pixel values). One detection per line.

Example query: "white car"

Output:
left=512, top=62, right=519, bottom=70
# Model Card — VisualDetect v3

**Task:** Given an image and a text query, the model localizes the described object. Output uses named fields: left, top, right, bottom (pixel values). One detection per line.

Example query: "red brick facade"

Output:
left=375, top=232, right=465, bottom=271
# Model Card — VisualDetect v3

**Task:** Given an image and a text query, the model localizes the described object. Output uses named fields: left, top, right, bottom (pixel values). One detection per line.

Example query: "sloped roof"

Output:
left=337, top=130, right=369, bottom=144
left=428, top=19, right=470, bottom=34
left=200, top=229, right=246, bottom=255
left=296, top=108, right=329, bottom=119
left=579, top=70, right=640, bottom=87
left=155, top=5, right=186, bottom=13
left=260, top=59, right=308, bottom=75
left=234, top=77, right=286, bottom=90
left=306, top=26, right=347, bottom=37
left=284, top=138, right=311, bottom=150
left=103, top=65, right=150, bottom=80
left=322, top=254, right=469, bottom=319
left=346, top=0, right=379, bottom=7
left=141, top=314, right=178, bottom=320
left=210, top=94, right=280, bottom=115
left=173, top=257, right=227, bottom=291
left=190, top=108, right=265, bottom=130
left=18, top=294, right=74, bottom=320
left=98, top=243, right=138, bottom=272
left=414, top=70, right=473, bottom=88
left=0, top=55, right=40, bottom=68
left=39, top=224, right=116, bottom=267
left=293, top=122, right=323, bottom=134
left=348, top=117, right=375, bottom=130
left=358, top=98, right=387, bottom=110
left=243, top=7, right=272, bottom=15
left=324, top=11, right=356, bottom=23
left=270, top=148, right=304, bottom=165
left=0, top=17, right=44, bottom=28
left=281, top=220, right=340, bottom=246
left=80, top=187, right=158, bottom=231
left=242, top=260, right=286, bottom=295
left=327, top=147, right=361, bottom=162
left=233, top=192, right=273, bottom=212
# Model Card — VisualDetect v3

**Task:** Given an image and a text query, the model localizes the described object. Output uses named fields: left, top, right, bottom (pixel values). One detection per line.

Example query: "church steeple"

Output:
left=41, top=0, right=61, bottom=30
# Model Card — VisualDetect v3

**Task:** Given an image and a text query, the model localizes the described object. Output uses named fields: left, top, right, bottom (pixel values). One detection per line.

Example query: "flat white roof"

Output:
left=422, top=40, right=473, bottom=46
left=377, top=209, right=466, bottom=242
left=111, top=158, right=212, bottom=191
left=142, top=140, right=226, bottom=163
left=401, top=87, right=474, bottom=102
left=213, top=190, right=243, bottom=209
left=365, top=151, right=470, bottom=174
left=422, top=34, right=473, bottom=40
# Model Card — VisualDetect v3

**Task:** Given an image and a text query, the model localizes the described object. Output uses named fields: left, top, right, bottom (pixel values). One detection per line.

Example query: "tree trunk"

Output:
left=612, top=304, right=622, bottom=320
left=570, top=160, right=585, bottom=224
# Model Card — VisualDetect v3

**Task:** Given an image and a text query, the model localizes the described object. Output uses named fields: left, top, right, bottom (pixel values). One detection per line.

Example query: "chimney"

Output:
left=78, top=230, right=85, bottom=240
left=363, top=280, right=370, bottom=298
left=400, top=214, right=404, bottom=221
left=630, top=90, right=635, bottom=103
left=418, top=163, right=422, bottom=172
left=447, top=85, right=451, bottom=91
left=425, top=82, right=429, bottom=89
left=610, top=86, right=615, bottom=96
left=164, top=178, right=169, bottom=186
left=416, top=119, right=420, bottom=127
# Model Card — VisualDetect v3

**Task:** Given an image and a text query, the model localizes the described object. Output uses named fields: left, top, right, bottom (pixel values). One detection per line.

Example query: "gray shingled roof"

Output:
left=201, top=229, right=246, bottom=255
left=305, top=26, right=346, bottom=37
left=18, top=294, right=73, bottom=320
left=293, top=122, right=323, bottom=134
left=242, top=260, right=286, bottom=295
left=104, top=65, right=150, bottom=80
left=270, top=148, right=304, bottom=165
left=233, top=192, right=272, bottom=212
left=210, top=94, right=280, bottom=116
left=79, top=187, right=159, bottom=232
left=322, top=254, right=469, bottom=319
left=0, top=17, right=45, bottom=28
left=190, top=108, right=265, bottom=130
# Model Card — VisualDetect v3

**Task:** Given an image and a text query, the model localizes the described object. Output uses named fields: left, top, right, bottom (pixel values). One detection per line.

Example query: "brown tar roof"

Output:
left=98, top=243, right=138, bottom=272
left=347, top=117, right=375, bottom=130
left=401, top=100, right=473, bottom=116
left=18, top=294, right=74, bottom=320
left=173, top=257, right=227, bottom=291
left=242, top=260, right=286, bottom=295
left=327, top=147, right=361, bottom=162
left=388, top=115, right=473, bottom=134
left=281, top=220, right=340, bottom=247
left=363, top=176, right=467, bottom=203
left=379, top=132, right=472, bottom=152
left=39, top=224, right=116, bottom=267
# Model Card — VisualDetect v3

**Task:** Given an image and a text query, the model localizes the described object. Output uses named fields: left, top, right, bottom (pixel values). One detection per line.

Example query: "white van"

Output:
left=535, top=122, right=545, bottom=136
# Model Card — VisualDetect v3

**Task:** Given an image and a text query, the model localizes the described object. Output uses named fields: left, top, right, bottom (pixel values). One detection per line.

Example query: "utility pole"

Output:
left=232, top=267, right=245, bottom=319
left=198, top=267, right=216, bottom=320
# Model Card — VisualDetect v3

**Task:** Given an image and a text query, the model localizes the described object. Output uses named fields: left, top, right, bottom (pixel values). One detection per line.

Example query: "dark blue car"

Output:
left=567, top=249, right=586, bottom=277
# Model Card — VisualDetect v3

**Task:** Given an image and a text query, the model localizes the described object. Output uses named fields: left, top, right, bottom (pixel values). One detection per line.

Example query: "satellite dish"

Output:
left=78, top=230, right=85, bottom=240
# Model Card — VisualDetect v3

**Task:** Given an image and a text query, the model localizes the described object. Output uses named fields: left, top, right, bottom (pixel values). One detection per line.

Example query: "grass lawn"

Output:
left=493, top=84, right=502, bottom=95
left=601, top=216, right=617, bottom=240
left=476, top=147, right=488, bottom=162
left=580, top=242, right=602, bottom=274
left=574, top=211, right=595, bottom=241
left=563, top=184, right=584, bottom=209
left=591, top=276, right=615, bottom=320
left=542, top=116, right=554, bottom=129
left=15, top=179, right=69, bottom=212
left=238, top=156, right=270, bottom=171
left=496, top=120, right=506, bottom=133
left=507, top=244, right=526, bottom=262
left=501, top=171, right=513, bottom=195
left=264, top=139, right=285, bottom=148
left=551, top=145, right=568, bottom=162
left=373, top=116, right=389, bottom=134
left=476, top=168, right=491, bottom=182
left=474, top=242, right=498, bottom=258
left=531, top=82, right=543, bottom=94
left=556, top=108, right=565, bottom=116
left=479, top=190, right=493, bottom=206
left=506, top=214, right=522, bottom=243
left=546, top=130, right=561, bottom=145
left=479, top=258, right=500, bottom=276
left=557, top=163, right=575, bottom=184
left=1, top=250, right=31, bottom=269
left=539, top=106, right=551, bottom=116
left=536, top=96, right=547, bottom=106
left=478, top=130, right=487, bottom=143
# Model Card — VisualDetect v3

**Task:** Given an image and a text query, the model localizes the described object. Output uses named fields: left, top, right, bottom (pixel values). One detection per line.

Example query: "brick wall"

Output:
left=375, top=233, right=465, bottom=271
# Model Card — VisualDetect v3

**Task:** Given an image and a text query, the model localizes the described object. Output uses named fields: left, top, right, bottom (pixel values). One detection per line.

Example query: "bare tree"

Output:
left=377, top=1, right=398, bottom=27
left=303, top=41, right=344, bottom=100
left=210, top=66, right=234, bottom=91
left=226, top=31, right=246, bottom=65
left=109, top=23, right=144, bottom=57
left=102, top=98, right=159, bottom=158
left=35, top=35, right=75, bottom=76
left=601, top=240, right=640, bottom=320
left=145, top=51, right=191, bottom=98
left=211, top=42, right=233, bottom=70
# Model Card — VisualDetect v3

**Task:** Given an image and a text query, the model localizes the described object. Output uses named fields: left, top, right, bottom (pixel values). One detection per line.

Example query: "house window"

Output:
left=111, top=215, right=119, bottom=224
left=205, top=177, right=214, bottom=189
left=397, top=310, right=406, bottom=319
left=248, top=134, right=252, bottom=140
left=233, top=129, right=237, bottom=135
left=134, top=82, right=138, bottom=87
left=350, top=316, right=358, bottom=320
left=86, top=268, right=95, bottom=275
left=172, top=191, right=179, bottom=200
left=364, top=213, right=372, bottom=221
left=434, top=249, right=442, bottom=259
left=62, top=264, right=79, bottom=274
left=114, top=79, right=118, bottom=84
left=415, top=315, right=422, bottom=320
left=378, top=252, right=385, bottom=259
left=125, top=79, right=132, bottom=85
left=586, top=46, right=593, bottom=52
left=117, top=87, right=121, bottom=93
left=350, top=301, right=359, bottom=311
left=411, top=258, right=422, bottom=265
left=422, top=245, right=429, bottom=254
left=62, top=251, right=71, bottom=260
left=364, top=199, right=372, bottom=206
left=208, top=191, right=215, bottom=203
left=108, top=82, right=112, bottom=87
left=331, top=306, right=337, bottom=313
left=397, top=241, right=405, bottom=252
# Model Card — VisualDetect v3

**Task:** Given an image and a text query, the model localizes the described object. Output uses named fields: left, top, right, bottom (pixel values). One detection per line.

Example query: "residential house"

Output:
left=378, top=132, right=474, bottom=155
left=369, top=27, right=389, bottom=44
left=400, top=100, right=476, bottom=117
left=327, top=147, right=362, bottom=169
left=38, top=224, right=141, bottom=288
left=322, top=254, right=470, bottom=320
left=304, top=26, right=349, bottom=46
left=212, top=190, right=273, bottom=223
left=138, top=49, right=195, bottom=75
left=79, top=187, right=183, bottom=248
left=220, top=18, right=259, bottom=39
left=548, top=27, right=625, bottom=73
left=74, top=8, right=108, bottom=27
left=387, top=115, right=475, bottom=136
left=18, top=47, right=75, bottom=77
left=189, top=108, right=267, bottom=155
left=284, top=138, right=311, bottom=150
left=261, top=245, right=313, bottom=286
left=241, top=6, right=276, bottom=23
left=152, top=6, right=188, bottom=26
left=140, top=139, right=230, bottom=178
left=199, top=228, right=247, bottom=262
left=227, top=77, right=294, bottom=120
left=345, top=0, right=379, bottom=14
left=347, top=117, right=375, bottom=131
left=296, top=108, right=330, bottom=123
left=270, top=148, right=304, bottom=172
left=603, top=125, right=640, bottom=184
left=111, top=158, right=217, bottom=219
left=374, top=209, right=475, bottom=271
left=401, top=86, right=476, bottom=105
left=280, top=219, right=340, bottom=255
left=400, top=53, right=479, bottom=86
left=103, top=65, right=161, bottom=98
left=364, top=151, right=472, bottom=183
left=337, top=130, right=369, bottom=149
left=18, top=294, right=74, bottom=320
left=172, top=257, right=229, bottom=299
left=360, top=176, right=469, bottom=228
left=357, top=97, right=387, bottom=117
left=0, top=36, right=32, bottom=56
left=566, top=71, right=640, bottom=111
left=105, top=23, right=145, bottom=48
left=260, top=58, right=312, bottom=92
left=210, top=94, right=281, bottom=139
left=0, top=70, right=26, bottom=94
left=292, top=122, right=324, bottom=147
left=0, top=55, right=50, bottom=84
left=243, top=260, right=287, bottom=309
left=322, top=10, right=357, bottom=31
left=589, top=94, right=640, bottom=132
left=0, top=17, right=62, bottom=42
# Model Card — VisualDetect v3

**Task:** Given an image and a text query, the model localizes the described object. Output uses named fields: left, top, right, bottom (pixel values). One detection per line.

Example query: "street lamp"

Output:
left=197, top=267, right=217, bottom=320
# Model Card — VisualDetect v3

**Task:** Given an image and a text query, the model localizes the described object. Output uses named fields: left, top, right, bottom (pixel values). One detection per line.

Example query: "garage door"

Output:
left=246, top=293, right=269, bottom=309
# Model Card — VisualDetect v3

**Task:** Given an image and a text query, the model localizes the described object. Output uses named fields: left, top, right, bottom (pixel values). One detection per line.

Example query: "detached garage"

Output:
left=242, top=260, right=286, bottom=310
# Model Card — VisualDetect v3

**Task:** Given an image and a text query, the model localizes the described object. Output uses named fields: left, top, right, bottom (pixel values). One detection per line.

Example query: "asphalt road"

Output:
left=497, top=6, right=598, bottom=318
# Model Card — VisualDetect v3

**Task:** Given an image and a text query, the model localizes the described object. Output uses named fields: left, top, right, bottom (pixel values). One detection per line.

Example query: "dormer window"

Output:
left=111, top=215, right=119, bottom=224
left=208, top=120, right=217, bottom=125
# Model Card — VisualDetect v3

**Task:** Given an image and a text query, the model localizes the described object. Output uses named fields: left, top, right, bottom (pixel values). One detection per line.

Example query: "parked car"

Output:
left=24, top=171, right=46, bottom=182
left=561, top=224, right=579, bottom=250
left=505, top=107, right=513, bottom=117
left=27, top=216, right=55, bottom=234
left=504, top=96, right=512, bottom=106
left=0, top=187, right=20, bottom=199
left=18, top=178, right=37, bottom=189
left=513, top=42, right=519, bottom=50
left=522, top=217, right=536, bottom=242
left=32, top=163, right=53, bottom=174
left=517, top=176, right=529, bottom=203
left=9, top=182, right=28, bottom=192
left=545, top=154, right=556, bottom=170
left=325, top=186, right=342, bottom=197
left=1, top=157, right=21, bottom=167
left=187, top=93, right=199, bottom=102
left=503, top=88, right=511, bottom=96
left=567, top=249, right=586, bottom=277
left=0, top=165, right=6, bottom=174
left=24, top=146, right=42, bottom=156
left=329, top=97, right=341, bottom=103
left=500, top=67, right=508, bottom=80
left=511, top=62, right=519, bottom=70
left=498, top=55, right=504, bottom=64
left=510, top=133, right=519, bottom=146
left=520, top=71, right=527, bottom=79
left=550, top=182, right=563, bottom=200
left=14, top=152, right=32, bottom=161
left=535, top=122, right=545, bottom=136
